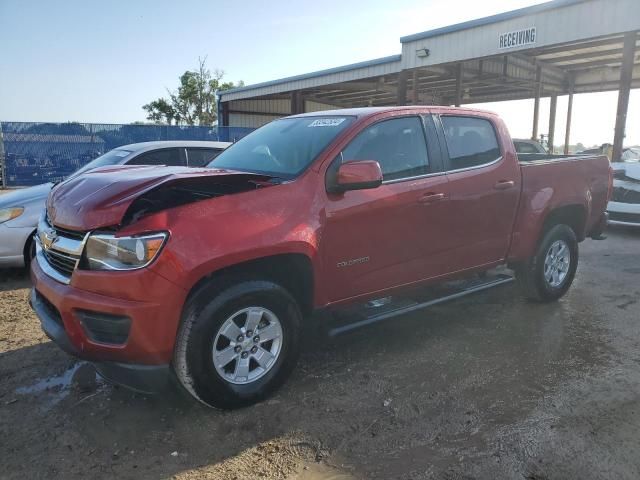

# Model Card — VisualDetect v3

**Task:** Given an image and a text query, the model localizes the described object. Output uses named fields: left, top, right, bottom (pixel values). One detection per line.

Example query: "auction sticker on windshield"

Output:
left=308, top=118, right=346, bottom=127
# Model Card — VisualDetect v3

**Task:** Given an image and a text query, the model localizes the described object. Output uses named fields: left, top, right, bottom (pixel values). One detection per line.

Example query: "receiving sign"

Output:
left=499, top=27, right=536, bottom=49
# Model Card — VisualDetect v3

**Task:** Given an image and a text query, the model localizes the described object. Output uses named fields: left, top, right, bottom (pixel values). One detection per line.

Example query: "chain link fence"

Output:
left=0, top=122, right=254, bottom=187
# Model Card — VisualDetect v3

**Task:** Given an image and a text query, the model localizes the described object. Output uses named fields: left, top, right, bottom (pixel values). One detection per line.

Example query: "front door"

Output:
left=321, top=115, right=450, bottom=304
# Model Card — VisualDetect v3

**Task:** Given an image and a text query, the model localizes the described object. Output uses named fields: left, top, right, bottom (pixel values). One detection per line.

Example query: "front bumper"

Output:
left=30, top=253, right=187, bottom=392
left=29, top=288, right=171, bottom=393
left=607, top=201, right=640, bottom=226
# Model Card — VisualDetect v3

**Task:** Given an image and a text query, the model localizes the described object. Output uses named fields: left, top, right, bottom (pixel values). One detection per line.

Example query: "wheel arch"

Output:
left=186, top=253, right=315, bottom=317
left=542, top=204, right=588, bottom=242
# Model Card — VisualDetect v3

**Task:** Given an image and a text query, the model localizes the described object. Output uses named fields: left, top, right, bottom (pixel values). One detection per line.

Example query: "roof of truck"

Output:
left=288, top=106, right=497, bottom=119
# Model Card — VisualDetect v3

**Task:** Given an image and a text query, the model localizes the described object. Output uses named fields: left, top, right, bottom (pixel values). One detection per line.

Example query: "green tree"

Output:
left=142, top=57, right=243, bottom=126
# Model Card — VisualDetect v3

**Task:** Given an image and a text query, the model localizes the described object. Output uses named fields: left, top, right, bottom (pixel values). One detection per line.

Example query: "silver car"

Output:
left=0, top=140, right=231, bottom=268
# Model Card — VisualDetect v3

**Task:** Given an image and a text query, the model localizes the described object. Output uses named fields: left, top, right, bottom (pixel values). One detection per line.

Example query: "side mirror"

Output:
left=331, top=160, right=383, bottom=192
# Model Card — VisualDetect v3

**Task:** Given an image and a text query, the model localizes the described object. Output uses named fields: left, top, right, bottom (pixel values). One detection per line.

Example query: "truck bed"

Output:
left=507, top=152, right=611, bottom=261
left=517, top=152, right=596, bottom=162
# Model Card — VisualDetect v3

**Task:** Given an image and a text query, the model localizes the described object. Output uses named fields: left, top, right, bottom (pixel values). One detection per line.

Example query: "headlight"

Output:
left=83, top=232, right=168, bottom=271
left=0, top=207, right=24, bottom=224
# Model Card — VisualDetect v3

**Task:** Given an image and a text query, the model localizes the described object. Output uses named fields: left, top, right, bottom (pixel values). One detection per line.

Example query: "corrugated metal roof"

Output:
left=219, top=55, right=401, bottom=98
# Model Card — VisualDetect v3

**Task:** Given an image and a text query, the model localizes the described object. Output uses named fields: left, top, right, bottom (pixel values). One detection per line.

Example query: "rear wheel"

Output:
left=515, top=224, right=578, bottom=302
left=173, top=279, right=301, bottom=409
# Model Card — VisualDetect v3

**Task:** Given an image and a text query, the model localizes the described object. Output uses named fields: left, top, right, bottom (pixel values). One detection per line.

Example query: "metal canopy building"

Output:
left=218, top=0, right=640, bottom=159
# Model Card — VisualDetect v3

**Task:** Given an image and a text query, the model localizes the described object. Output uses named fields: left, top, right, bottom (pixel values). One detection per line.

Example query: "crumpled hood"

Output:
left=47, top=165, right=272, bottom=230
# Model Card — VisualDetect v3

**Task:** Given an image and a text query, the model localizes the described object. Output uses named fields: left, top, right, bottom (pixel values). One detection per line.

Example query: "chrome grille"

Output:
left=42, top=248, right=78, bottom=277
left=36, top=214, right=87, bottom=284
left=52, top=224, right=87, bottom=241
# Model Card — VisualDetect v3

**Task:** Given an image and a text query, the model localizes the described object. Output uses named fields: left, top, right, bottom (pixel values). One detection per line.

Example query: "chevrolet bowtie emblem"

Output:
left=40, top=228, right=57, bottom=250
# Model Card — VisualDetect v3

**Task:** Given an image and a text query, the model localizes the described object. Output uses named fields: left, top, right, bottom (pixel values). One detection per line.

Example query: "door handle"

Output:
left=494, top=180, right=515, bottom=190
left=418, top=192, right=446, bottom=204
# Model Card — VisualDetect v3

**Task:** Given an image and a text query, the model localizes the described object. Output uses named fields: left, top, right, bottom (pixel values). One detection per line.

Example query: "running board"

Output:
left=327, top=274, right=514, bottom=336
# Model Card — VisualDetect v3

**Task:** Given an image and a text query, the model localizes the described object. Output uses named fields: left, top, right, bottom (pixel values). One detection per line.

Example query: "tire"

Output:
left=24, top=234, right=36, bottom=268
left=173, top=279, right=302, bottom=409
left=515, top=224, right=578, bottom=303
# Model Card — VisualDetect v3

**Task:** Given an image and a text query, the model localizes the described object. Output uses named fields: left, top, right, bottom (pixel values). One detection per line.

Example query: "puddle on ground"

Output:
left=15, top=362, right=104, bottom=411
left=297, top=462, right=358, bottom=480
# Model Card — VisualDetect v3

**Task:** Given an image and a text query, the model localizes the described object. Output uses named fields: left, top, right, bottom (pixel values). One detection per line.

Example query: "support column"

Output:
left=397, top=70, right=408, bottom=106
left=455, top=63, right=463, bottom=107
left=291, top=91, right=304, bottom=115
left=532, top=65, right=542, bottom=141
left=564, top=78, right=574, bottom=154
left=613, top=31, right=637, bottom=162
left=548, top=95, right=557, bottom=154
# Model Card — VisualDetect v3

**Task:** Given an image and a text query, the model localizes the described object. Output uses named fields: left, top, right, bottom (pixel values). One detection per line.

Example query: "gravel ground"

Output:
left=1, top=227, right=639, bottom=479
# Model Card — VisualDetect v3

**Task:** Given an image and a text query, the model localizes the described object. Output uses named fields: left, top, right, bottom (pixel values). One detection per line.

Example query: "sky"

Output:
left=0, top=0, right=638, bottom=147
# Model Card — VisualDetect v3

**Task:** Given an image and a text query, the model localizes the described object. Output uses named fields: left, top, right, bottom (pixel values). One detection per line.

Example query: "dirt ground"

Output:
left=1, top=228, right=640, bottom=480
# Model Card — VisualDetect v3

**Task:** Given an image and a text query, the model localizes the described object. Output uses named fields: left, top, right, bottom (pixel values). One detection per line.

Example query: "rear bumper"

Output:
left=607, top=201, right=640, bottom=226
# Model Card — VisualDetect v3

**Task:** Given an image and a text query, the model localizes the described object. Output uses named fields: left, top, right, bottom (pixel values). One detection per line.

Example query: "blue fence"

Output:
left=0, top=122, right=255, bottom=187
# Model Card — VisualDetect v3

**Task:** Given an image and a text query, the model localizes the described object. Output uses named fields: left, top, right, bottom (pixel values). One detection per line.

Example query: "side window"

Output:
left=341, top=117, right=429, bottom=181
left=186, top=148, right=222, bottom=167
left=128, top=148, right=183, bottom=166
left=441, top=116, right=501, bottom=170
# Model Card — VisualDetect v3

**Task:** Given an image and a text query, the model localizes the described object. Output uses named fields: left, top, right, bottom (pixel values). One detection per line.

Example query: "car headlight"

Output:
left=0, top=207, right=24, bottom=224
left=83, top=232, right=168, bottom=271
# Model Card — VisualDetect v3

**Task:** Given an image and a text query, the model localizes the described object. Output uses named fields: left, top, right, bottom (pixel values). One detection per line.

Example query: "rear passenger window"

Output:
left=341, top=117, right=429, bottom=181
left=186, top=148, right=222, bottom=167
left=441, top=116, right=501, bottom=170
left=129, top=148, right=183, bottom=166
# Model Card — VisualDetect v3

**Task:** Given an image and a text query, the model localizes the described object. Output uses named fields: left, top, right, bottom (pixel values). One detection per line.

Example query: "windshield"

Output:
left=71, top=149, right=132, bottom=178
left=208, top=116, right=354, bottom=178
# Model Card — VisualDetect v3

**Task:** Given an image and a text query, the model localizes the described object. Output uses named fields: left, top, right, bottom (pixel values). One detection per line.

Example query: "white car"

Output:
left=0, top=140, right=230, bottom=268
left=608, top=161, right=640, bottom=227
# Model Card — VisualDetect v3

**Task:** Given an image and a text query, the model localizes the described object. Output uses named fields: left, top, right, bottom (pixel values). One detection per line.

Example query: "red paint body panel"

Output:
left=31, top=254, right=184, bottom=364
left=33, top=106, right=611, bottom=366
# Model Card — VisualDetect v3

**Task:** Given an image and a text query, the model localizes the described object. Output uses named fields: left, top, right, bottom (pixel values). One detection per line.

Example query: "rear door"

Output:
left=435, top=114, right=521, bottom=271
left=322, top=114, right=450, bottom=303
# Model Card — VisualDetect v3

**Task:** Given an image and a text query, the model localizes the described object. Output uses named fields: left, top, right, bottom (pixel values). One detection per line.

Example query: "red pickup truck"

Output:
left=30, top=107, right=611, bottom=409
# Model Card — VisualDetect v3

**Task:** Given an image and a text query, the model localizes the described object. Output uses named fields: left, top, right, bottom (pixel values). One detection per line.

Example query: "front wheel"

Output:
left=515, top=224, right=578, bottom=302
left=173, top=279, right=301, bottom=409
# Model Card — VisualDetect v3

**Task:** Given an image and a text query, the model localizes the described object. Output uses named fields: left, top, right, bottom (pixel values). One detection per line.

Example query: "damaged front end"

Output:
left=38, top=166, right=277, bottom=281
left=47, top=165, right=275, bottom=231
left=122, top=174, right=274, bottom=225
